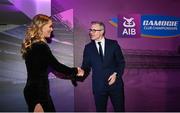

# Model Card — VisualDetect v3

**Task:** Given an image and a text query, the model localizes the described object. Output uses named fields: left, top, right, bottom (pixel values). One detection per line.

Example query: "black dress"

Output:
left=23, top=41, right=77, bottom=112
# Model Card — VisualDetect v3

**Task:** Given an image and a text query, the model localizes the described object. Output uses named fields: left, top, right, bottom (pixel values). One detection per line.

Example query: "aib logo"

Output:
left=122, top=17, right=136, bottom=36
left=117, top=14, right=140, bottom=38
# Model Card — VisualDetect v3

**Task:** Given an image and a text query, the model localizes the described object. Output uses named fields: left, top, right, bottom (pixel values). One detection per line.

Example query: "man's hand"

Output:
left=108, top=72, right=117, bottom=85
left=77, top=67, right=84, bottom=76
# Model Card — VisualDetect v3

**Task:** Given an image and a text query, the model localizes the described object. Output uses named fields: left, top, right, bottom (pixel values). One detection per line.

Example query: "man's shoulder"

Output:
left=85, top=41, right=94, bottom=47
left=105, top=38, right=118, bottom=44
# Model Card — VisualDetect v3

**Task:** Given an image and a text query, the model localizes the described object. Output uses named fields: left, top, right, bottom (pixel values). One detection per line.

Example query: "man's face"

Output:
left=89, top=24, right=104, bottom=41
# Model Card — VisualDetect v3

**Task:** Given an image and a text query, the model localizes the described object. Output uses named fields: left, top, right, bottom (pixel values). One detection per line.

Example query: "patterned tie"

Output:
left=98, top=42, right=103, bottom=61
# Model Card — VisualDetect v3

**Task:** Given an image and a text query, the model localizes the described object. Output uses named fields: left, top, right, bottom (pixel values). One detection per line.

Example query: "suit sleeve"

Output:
left=114, top=41, right=125, bottom=77
left=77, top=45, right=91, bottom=81
left=41, top=43, right=77, bottom=76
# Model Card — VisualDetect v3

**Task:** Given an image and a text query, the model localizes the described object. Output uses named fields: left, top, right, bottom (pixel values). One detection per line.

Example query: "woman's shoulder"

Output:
left=32, top=41, right=49, bottom=50
left=32, top=41, right=47, bottom=46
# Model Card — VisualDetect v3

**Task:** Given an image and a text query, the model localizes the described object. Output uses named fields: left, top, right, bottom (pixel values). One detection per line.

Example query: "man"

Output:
left=80, top=21, right=125, bottom=112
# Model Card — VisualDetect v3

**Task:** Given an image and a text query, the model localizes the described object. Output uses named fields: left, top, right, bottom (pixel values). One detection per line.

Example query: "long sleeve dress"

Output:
left=23, top=41, right=77, bottom=112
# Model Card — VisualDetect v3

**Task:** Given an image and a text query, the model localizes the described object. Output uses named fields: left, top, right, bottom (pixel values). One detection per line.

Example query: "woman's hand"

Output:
left=77, top=67, right=84, bottom=76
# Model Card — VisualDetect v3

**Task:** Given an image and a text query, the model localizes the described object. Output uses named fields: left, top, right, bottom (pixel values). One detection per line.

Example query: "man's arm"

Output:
left=108, top=41, right=125, bottom=85
left=77, top=45, right=91, bottom=82
left=114, top=41, right=125, bottom=77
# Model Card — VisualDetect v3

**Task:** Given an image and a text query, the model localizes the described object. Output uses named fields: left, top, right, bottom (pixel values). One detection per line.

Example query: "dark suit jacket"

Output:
left=81, top=38, right=125, bottom=94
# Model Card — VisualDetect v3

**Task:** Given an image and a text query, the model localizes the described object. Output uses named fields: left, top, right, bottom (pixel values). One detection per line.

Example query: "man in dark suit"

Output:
left=81, top=21, right=125, bottom=112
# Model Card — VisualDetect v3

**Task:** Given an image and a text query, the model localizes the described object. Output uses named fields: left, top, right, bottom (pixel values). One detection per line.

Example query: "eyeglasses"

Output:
left=89, top=29, right=103, bottom=32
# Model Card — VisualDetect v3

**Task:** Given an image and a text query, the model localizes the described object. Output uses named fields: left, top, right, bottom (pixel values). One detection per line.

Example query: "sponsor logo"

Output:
left=118, top=14, right=140, bottom=38
left=109, top=15, right=180, bottom=38
left=141, top=15, right=180, bottom=38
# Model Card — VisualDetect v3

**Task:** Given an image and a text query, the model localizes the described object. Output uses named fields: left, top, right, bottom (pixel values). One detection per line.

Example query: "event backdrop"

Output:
left=58, top=0, right=180, bottom=112
left=0, top=0, right=180, bottom=112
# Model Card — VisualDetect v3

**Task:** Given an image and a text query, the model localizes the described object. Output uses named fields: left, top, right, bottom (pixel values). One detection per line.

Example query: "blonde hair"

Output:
left=21, top=14, right=51, bottom=59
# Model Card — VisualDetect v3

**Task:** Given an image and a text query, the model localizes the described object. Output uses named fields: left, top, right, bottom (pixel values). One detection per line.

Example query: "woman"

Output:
left=21, top=14, right=83, bottom=112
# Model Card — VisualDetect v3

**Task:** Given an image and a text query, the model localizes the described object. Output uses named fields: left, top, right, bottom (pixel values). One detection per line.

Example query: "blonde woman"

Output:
left=21, top=14, right=83, bottom=112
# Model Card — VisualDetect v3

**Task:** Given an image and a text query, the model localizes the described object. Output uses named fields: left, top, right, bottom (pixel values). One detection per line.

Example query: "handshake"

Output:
left=70, top=67, right=84, bottom=87
left=77, top=67, right=84, bottom=77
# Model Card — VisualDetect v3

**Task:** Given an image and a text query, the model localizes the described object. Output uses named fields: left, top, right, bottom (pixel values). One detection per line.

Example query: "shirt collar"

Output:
left=95, top=37, right=105, bottom=45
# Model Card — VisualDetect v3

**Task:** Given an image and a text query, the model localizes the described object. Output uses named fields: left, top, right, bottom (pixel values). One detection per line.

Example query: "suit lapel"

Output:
left=92, top=39, right=110, bottom=64
left=104, top=38, right=109, bottom=62
left=92, top=41, right=100, bottom=57
left=91, top=41, right=105, bottom=63
left=92, top=41, right=99, bottom=55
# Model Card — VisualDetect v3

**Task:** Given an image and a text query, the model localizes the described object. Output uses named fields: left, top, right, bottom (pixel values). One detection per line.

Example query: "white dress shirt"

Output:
left=95, top=38, right=105, bottom=56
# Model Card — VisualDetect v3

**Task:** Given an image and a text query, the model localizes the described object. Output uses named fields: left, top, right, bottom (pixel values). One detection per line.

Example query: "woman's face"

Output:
left=42, top=20, right=53, bottom=38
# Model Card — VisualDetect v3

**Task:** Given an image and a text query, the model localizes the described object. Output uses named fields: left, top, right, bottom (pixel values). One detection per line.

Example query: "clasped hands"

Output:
left=77, top=67, right=84, bottom=76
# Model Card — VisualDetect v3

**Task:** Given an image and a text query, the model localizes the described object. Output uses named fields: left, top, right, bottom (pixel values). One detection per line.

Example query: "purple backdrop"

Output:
left=56, top=0, right=180, bottom=111
left=0, top=0, right=179, bottom=112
